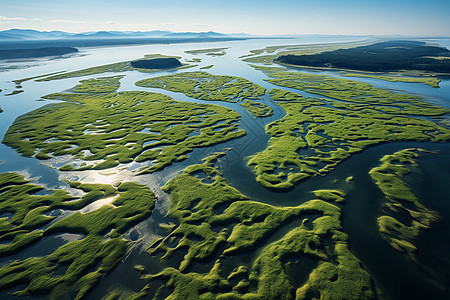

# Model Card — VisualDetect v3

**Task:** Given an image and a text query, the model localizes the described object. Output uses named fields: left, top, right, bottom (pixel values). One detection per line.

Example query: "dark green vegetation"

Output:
left=0, top=47, right=78, bottom=59
left=276, top=41, right=450, bottom=73
left=369, top=148, right=440, bottom=258
left=132, top=153, right=375, bottom=299
left=0, top=172, right=156, bottom=299
left=185, top=47, right=228, bottom=56
left=246, top=66, right=450, bottom=190
left=130, top=58, right=182, bottom=70
left=242, top=40, right=375, bottom=64
left=341, top=73, right=441, bottom=88
left=35, top=54, right=189, bottom=81
left=2, top=77, right=246, bottom=174
left=135, top=71, right=266, bottom=103
left=239, top=100, right=273, bottom=117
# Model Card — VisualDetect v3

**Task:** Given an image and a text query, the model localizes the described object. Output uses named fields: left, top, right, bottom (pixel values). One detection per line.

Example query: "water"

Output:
left=0, top=37, right=449, bottom=299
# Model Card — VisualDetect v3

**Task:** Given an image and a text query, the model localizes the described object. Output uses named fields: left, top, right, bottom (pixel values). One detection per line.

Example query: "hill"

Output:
left=276, top=40, right=450, bottom=73
left=0, top=47, right=78, bottom=59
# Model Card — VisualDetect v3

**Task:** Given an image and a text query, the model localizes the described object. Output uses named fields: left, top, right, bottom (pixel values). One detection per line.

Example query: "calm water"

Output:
left=0, top=37, right=449, bottom=299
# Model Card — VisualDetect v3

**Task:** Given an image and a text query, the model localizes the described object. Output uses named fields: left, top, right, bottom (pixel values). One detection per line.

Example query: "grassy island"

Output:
left=136, top=71, right=266, bottom=103
left=185, top=47, right=229, bottom=56
left=2, top=77, right=246, bottom=174
left=341, top=73, right=441, bottom=88
left=246, top=66, right=450, bottom=190
left=369, top=148, right=441, bottom=258
left=200, top=64, right=214, bottom=70
left=243, top=40, right=375, bottom=64
left=275, top=41, right=450, bottom=73
left=129, top=153, right=375, bottom=299
left=239, top=100, right=273, bottom=117
left=0, top=172, right=156, bottom=299
left=35, top=54, right=190, bottom=81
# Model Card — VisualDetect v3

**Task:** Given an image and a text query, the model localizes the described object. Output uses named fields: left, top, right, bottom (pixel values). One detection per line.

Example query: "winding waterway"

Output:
left=0, top=37, right=449, bottom=299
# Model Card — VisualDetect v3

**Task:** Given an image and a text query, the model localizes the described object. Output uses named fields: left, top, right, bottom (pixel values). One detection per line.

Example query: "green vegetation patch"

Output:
left=186, top=58, right=202, bottom=63
left=136, top=71, right=266, bottom=103
left=135, top=153, right=374, bottom=299
left=0, top=172, right=156, bottom=299
left=200, top=64, right=213, bottom=70
left=276, top=41, right=450, bottom=73
left=72, top=76, right=123, bottom=93
left=341, top=72, right=441, bottom=88
left=261, top=68, right=449, bottom=116
left=36, top=54, right=188, bottom=81
left=13, top=71, right=65, bottom=85
left=246, top=76, right=449, bottom=190
left=185, top=47, right=229, bottom=56
left=2, top=79, right=246, bottom=174
left=243, top=40, right=375, bottom=64
left=369, top=148, right=441, bottom=258
left=239, top=100, right=274, bottom=118
left=5, top=90, right=24, bottom=96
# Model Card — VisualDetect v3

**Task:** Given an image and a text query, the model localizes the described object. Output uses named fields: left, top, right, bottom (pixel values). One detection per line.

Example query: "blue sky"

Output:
left=1, top=0, right=449, bottom=36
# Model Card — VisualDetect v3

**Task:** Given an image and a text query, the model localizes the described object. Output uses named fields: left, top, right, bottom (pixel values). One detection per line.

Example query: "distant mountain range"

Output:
left=0, top=29, right=251, bottom=41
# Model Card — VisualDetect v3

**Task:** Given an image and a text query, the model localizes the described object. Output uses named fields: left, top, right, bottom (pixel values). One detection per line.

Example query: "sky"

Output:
left=0, top=0, right=449, bottom=36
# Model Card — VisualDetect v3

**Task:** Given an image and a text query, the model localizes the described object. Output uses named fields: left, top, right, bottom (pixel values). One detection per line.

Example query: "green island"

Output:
left=71, top=75, right=124, bottom=93
left=135, top=71, right=266, bottom=103
left=275, top=41, right=450, bottom=74
left=369, top=148, right=441, bottom=258
left=200, top=64, right=214, bottom=70
left=120, top=153, right=376, bottom=300
left=12, top=71, right=65, bottom=85
left=185, top=47, right=229, bottom=56
left=186, top=58, right=202, bottom=63
left=239, top=100, right=274, bottom=117
left=0, top=172, right=156, bottom=299
left=341, top=72, right=441, bottom=88
left=245, top=66, right=450, bottom=190
left=34, top=54, right=192, bottom=81
left=242, top=40, right=375, bottom=64
left=2, top=76, right=246, bottom=174
left=4, top=90, right=24, bottom=96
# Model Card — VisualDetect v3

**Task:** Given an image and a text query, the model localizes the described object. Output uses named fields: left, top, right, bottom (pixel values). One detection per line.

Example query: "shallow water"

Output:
left=0, top=37, right=449, bottom=299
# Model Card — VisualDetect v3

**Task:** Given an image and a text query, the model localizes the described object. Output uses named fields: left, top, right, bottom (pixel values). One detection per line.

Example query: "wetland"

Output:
left=0, top=37, right=449, bottom=299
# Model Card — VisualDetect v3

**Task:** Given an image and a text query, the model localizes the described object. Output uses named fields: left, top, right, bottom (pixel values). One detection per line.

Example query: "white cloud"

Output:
left=47, top=19, right=85, bottom=24
left=0, top=16, right=25, bottom=21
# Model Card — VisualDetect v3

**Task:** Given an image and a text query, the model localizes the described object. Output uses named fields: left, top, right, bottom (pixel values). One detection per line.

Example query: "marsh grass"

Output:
left=239, top=100, right=273, bottom=118
left=3, top=77, right=246, bottom=174
left=369, top=148, right=441, bottom=258
left=246, top=67, right=450, bottom=190
left=0, top=173, right=156, bottom=299
left=36, top=54, right=188, bottom=81
left=136, top=71, right=266, bottom=103
left=135, top=153, right=375, bottom=299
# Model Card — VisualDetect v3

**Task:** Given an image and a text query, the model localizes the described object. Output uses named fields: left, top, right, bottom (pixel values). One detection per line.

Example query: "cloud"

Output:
left=0, top=16, right=25, bottom=21
left=47, top=19, right=85, bottom=24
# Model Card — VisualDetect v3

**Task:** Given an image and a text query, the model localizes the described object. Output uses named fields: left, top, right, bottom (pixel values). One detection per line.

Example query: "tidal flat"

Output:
left=0, top=38, right=449, bottom=299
